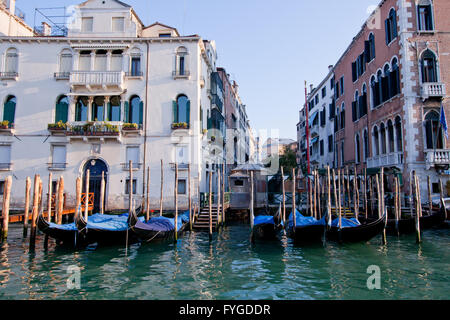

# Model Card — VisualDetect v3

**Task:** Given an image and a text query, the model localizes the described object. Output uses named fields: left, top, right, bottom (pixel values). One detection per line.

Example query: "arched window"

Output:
left=92, top=96, right=105, bottom=121
left=385, top=9, right=398, bottom=44
left=55, top=95, right=69, bottom=123
left=175, top=47, right=189, bottom=76
left=387, top=119, right=395, bottom=153
left=361, top=83, right=368, bottom=117
left=424, top=110, right=444, bottom=149
left=363, top=129, right=369, bottom=161
left=125, top=95, right=143, bottom=125
left=391, top=58, right=400, bottom=96
left=373, top=126, right=380, bottom=156
left=366, top=34, right=376, bottom=62
left=4, top=48, right=18, bottom=75
left=3, top=95, right=16, bottom=126
left=380, top=122, right=387, bottom=154
left=173, top=95, right=190, bottom=125
left=129, top=48, right=141, bottom=76
left=75, top=96, right=88, bottom=121
left=383, top=64, right=391, bottom=101
left=395, top=116, right=403, bottom=152
left=421, top=50, right=438, bottom=83
left=355, top=133, right=361, bottom=164
left=108, top=96, right=121, bottom=121
left=377, top=70, right=383, bottom=105
left=352, top=91, right=359, bottom=122
left=417, top=0, right=434, bottom=31
left=59, top=49, right=72, bottom=75
left=370, top=76, right=377, bottom=108
left=340, top=103, right=345, bottom=129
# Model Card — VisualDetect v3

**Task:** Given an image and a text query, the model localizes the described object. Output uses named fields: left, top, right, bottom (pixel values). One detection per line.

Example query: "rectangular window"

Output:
left=130, top=57, right=141, bottom=76
left=52, top=145, right=66, bottom=167
left=159, top=33, right=171, bottom=38
left=112, top=17, right=125, bottom=32
left=320, top=140, right=324, bottom=156
left=79, top=53, right=91, bottom=71
left=111, top=54, right=122, bottom=71
left=0, top=181, right=4, bottom=195
left=81, top=17, right=93, bottom=32
left=315, top=95, right=319, bottom=104
left=177, top=179, right=187, bottom=194
left=126, top=146, right=140, bottom=168
left=432, top=183, right=439, bottom=194
left=60, top=54, right=72, bottom=73
left=175, top=145, right=189, bottom=165
left=125, top=179, right=137, bottom=195
left=322, top=87, right=327, bottom=98
left=418, top=5, right=433, bottom=31
left=0, top=145, right=11, bottom=169
left=340, top=77, right=344, bottom=96
left=328, top=135, right=333, bottom=152
left=94, top=53, right=107, bottom=71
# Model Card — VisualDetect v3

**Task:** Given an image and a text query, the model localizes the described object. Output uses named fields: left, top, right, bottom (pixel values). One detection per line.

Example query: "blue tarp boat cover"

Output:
left=86, top=213, right=145, bottom=231
left=287, top=210, right=326, bottom=228
left=48, top=222, right=77, bottom=231
left=143, top=210, right=190, bottom=232
left=331, top=217, right=361, bottom=228
left=254, top=215, right=283, bottom=226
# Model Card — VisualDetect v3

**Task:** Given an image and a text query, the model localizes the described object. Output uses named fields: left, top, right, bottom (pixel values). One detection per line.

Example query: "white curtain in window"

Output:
left=175, top=146, right=188, bottom=164
left=5, top=49, right=18, bottom=73
left=81, top=17, right=93, bottom=32
left=60, top=53, right=72, bottom=73
left=112, top=17, right=124, bottom=32
left=111, top=55, right=122, bottom=71
left=95, top=54, right=107, bottom=71
left=52, top=145, right=66, bottom=164
left=79, top=54, right=90, bottom=71
left=126, top=147, right=140, bottom=165
left=0, top=145, right=11, bottom=164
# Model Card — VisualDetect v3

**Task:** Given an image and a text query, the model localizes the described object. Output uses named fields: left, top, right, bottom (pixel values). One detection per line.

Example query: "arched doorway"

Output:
left=83, top=158, right=108, bottom=213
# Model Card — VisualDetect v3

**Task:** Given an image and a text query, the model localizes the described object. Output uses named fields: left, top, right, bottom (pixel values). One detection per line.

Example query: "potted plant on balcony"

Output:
left=0, top=120, right=12, bottom=130
left=122, top=123, right=139, bottom=131
left=48, top=121, right=67, bottom=133
left=105, top=123, right=120, bottom=135
left=171, top=122, right=188, bottom=130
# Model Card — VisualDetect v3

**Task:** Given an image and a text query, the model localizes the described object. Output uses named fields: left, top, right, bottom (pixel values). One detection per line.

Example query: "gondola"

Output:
left=128, top=208, right=190, bottom=243
left=252, top=206, right=283, bottom=240
left=37, top=208, right=84, bottom=246
left=75, top=207, right=143, bottom=245
left=326, top=210, right=387, bottom=243
left=286, top=209, right=326, bottom=243
left=386, top=205, right=446, bottom=235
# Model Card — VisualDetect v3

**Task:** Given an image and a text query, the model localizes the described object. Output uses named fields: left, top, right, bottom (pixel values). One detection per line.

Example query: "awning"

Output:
left=309, top=111, right=318, bottom=124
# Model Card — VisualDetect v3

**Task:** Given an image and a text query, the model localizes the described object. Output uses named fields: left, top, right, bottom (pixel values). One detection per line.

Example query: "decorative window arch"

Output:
left=352, top=91, right=359, bottom=122
left=55, top=95, right=69, bottom=123
left=125, top=95, right=143, bottom=125
left=129, top=47, right=142, bottom=76
left=75, top=96, right=88, bottom=121
left=420, top=49, right=438, bottom=83
left=173, top=94, right=190, bottom=125
left=3, top=95, right=16, bottom=126
left=108, top=96, right=121, bottom=121
left=363, top=129, right=369, bottom=161
left=4, top=48, right=18, bottom=75
left=395, top=116, right=403, bottom=152
left=391, top=57, right=400, bottom=96
left=355, top=133, right=361, bottom=164
left=383, top=64, right=391, bottom=102
left=417, top=0, right=434, bottom=31
left=370, top=75, right=377, bottom=109
left=385, top=8, right=398, bottom=45
left=424, top=110, right=444, bottom=149
left=340, top=102, right=345, bottom=129
left=380, top=122, right=387, bottom=154
left=387, top=119, right=395, bottom=153
left=175, top=46, right=189, bottom=76
left=92, top=96, right=105, bottom=121
left=366, top=33, right=376, bottom=62
left=373, top=125, right=380, bottom=156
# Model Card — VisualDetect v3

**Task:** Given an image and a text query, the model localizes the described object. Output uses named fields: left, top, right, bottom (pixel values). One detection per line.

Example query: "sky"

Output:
left=16, top=0, right=379, bottom=140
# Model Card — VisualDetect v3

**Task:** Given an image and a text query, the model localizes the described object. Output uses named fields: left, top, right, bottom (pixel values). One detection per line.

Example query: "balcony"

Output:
left=0, top=163, right=13, bottom=171
left=125, top=71, right=144, bottom=78
left=54, top=72, right=70, bottom=80
left=421, top=82, right=446, bottom=100
left=0, top=72, right=18, bottom=80
left=169, top=163, right=189, bottom=171
left=70, top=71, right=124, bottom=92
left=367, top=152, right=404, bottom=168
left=172, top=70, right=190, bottom=80
left=211, top=94, right=223, bottom=113
left=121, top=123, right=143, bottom=136
left=66, top=122, right=121, bottom=143
left=425, top=149, right=450, bottom=169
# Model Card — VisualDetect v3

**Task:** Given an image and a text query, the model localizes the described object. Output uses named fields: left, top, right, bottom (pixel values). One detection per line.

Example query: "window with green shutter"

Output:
left=3, top=96, right=16, bottom=124
left=55, top=96, right=69, bottom=123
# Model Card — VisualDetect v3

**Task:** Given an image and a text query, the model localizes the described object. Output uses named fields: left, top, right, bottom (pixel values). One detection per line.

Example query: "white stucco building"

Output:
left=0, top=0, right=243, bottom=212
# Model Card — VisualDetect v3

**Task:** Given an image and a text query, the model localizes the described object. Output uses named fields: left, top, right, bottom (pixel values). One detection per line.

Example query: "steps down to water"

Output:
left=193, top=205, right=222, bottom=231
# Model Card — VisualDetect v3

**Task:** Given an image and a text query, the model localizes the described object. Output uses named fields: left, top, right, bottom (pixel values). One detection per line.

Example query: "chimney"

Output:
left=42, top=22, right=52, bottom=36
left=6, top=0, right=15, bottom=16
left=328, top=65, right=333, bottom=72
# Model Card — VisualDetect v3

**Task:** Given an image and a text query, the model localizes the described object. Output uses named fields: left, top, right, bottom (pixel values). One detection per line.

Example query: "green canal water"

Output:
left=0, top=223, right=449, bottom=300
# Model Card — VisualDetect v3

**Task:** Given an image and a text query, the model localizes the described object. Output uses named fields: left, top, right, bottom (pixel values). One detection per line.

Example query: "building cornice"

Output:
left=0, top=36, right=201, bottom=44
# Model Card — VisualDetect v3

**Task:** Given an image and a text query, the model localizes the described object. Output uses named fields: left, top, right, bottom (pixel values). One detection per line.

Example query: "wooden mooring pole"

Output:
left=250, top=171, right=255, bottom=230
left=29, top=174, right=40, bottom=248
left=23, top=177, right=31, bottom=238
left=292, top=168, right=296, bottom=231
left=57, top=176, right=64, bottom=225
left=160, top=159, right=163, bottom=217
left=47, top=173, right=52, bottom=222
left=327, top=166, right=332, bottom=227
left=174, top=163, right=178, bottom=242
left=75, top=177, right=82, bottom=220
left=217, top=166, right=221, bottom=227
left=281, top=166, right=286, bottom=225
left=84, top=170, right=90, bottom=220
left=380, top=168, right=387, bottom=245
left=221, top=164, right=225, bottom=227
left=1, top=176, right=12, bottom=241
left=100, top=171, right=105, bottom=215
left=414, top=173, right=422, bottom=243
left=146, top=166, right=150, bottom=222
left=188, top=163, right=192, bottom=232
left=208, top=170, right=212, bottom=241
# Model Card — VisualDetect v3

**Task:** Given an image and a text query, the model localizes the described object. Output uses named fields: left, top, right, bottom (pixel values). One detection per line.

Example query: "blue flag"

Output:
left=440, top=105, right=448, bottom=139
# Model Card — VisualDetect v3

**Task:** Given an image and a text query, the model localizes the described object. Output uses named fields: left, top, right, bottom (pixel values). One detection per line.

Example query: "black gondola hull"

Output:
left=326, top=216, right=386, bottom=243
left=253, top=223, right=282, bottom=240
left=37, top=213, right=84, bottom=246
left=286, top=224, right=325, bottom=243
left=386, top=209, right=446, bottom=234
left=131, top=220, right=188, bottom=243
